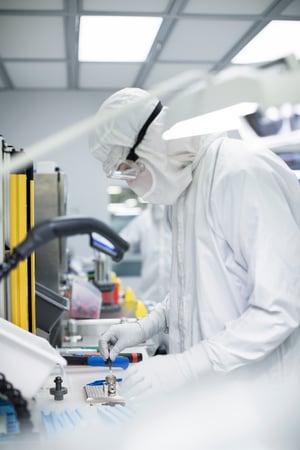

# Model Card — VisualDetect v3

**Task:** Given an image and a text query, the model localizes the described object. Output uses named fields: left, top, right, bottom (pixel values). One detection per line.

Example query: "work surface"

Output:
left=6, top=345, right=300, bottom=450
left=6, top=346, right=149, bottom=450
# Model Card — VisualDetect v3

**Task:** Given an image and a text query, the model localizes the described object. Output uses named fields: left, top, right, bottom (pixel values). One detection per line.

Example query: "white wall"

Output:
left=0, top=89, right=115, bottom=258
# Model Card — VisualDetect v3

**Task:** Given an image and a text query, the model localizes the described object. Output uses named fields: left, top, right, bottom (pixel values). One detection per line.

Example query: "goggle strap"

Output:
left=126, top=101, right=163, bottom=162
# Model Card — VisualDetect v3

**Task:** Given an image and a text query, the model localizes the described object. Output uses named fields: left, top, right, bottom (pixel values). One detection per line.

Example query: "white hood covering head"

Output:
left=89, top=88, right=159, bottom=175
left=90, top=87, right=224, bottom=205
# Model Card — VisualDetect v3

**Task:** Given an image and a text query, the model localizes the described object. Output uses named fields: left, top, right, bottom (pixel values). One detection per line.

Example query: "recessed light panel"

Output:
left=232, top=20, right=300, bottom=64
left=79, top=16, right=162, bottom=62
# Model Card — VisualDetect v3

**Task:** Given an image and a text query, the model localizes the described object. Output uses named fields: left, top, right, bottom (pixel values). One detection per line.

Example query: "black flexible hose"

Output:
left=0, top=216, right=129, bottom=280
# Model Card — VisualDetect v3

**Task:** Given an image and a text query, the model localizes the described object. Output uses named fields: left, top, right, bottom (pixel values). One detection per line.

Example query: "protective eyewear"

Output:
left=107, top=159, right=145, bottom=180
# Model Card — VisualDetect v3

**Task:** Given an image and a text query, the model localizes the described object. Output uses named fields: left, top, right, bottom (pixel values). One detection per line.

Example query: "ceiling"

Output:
left=0, top=0, right=299, bottom=92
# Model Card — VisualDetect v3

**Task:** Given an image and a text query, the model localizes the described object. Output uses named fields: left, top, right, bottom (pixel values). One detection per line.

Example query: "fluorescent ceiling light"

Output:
left=79, top=16, right=162, bottom=62
left=163, top=103, right=258, bottom=140
left=232, top=21, right=300, bottom=64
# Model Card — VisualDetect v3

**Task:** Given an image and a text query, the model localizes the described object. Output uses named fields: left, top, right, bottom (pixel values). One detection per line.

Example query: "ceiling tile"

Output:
left=184, top=0, right=274, bottom=15
left=144, top=62, right=212, bottom=89
left=82, top=0, right=169, bottom=13
left=4, top=62, right=67, bottom=88
left=0, top=0, right=63, bottom=9
left=159, top=18, right=254, bottom=61
left=281, top=0, right=300, bottom=16
left=0, top=16, right=65, bottom=58
left=79, top=62, right=142, bottom=89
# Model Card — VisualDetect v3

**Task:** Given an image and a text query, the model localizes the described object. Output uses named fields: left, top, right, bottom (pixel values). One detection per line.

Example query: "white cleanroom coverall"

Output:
left=90, top=88, right=300, bottom=396
left=120, top=204, right=172, bottom=304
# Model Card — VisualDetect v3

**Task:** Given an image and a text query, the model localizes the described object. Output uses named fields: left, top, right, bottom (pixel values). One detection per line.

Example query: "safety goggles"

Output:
left=107, top=159, right=145, bottom=180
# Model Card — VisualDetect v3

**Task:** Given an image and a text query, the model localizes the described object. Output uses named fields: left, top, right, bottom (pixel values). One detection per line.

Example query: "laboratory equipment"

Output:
left=62, top=355, right=129, bottom=369
left=34, top=166, right=67, bottom=293
left=164, top=54, right=300, bottom=148
left=0, top=317, right=66, bottom=399
left=49, top=376, right=68, bottom=401
left=0, top=215, right=129, bottom=401
left=35, top=281, right=69, bottom=341
left=83, top=374, right=125, bottom=406
left=92, top=239, right=121, bottom=318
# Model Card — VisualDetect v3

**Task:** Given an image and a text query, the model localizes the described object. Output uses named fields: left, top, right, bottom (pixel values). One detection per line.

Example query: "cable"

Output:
left=0, top=373, right=33, bottom=432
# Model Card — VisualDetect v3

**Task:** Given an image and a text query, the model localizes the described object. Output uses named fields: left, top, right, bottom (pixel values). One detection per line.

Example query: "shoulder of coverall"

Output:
left=188, top=132, right=227, bottom=172
left=207, top=137, right=299, bottom=202
left=216, top=137, right=286, bottom=175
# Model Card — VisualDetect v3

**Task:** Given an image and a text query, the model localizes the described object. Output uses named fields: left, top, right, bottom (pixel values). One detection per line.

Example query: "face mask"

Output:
left=128, top=152, right=192, bottom=205
left=141, top=160, right=192, bottom=205
left=127, top=167, right=153, bottom=197
left=127, top=108, right=195, bottom=205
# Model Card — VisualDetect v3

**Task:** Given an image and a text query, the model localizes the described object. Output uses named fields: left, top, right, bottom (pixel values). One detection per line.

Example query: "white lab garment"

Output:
left=152, top=136, right=300, bottom=382
left=120, top=205, right=172, bottom=303
left=91, top=88, right=300, bottom=385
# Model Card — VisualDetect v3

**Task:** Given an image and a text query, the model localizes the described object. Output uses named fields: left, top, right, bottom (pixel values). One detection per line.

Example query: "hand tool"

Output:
left=63, top=355, right=129, bottom=369
left=61, top=349, right=143, bottom=363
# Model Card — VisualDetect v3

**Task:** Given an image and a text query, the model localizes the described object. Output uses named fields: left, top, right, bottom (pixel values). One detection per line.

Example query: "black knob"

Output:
left=49, top=376, right=68, bottom=401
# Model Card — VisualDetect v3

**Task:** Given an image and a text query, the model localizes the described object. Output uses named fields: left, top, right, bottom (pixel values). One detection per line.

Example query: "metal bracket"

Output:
left=83, top=374, right=125, bottom=406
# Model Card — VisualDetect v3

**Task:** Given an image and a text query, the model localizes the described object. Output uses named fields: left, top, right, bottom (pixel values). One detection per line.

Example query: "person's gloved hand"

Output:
left=121, top=343, right=213, bottom=400
left=99, top=307, right=167, bottom=361
left=98, top=322, right=144, bottom=361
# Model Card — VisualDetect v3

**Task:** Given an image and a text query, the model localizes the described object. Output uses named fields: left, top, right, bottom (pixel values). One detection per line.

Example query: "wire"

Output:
left=0, top=373, right=33, bottom=432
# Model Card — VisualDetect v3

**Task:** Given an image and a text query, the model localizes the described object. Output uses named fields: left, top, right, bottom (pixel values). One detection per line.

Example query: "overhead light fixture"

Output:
left=163, top=56, right=300, bottom=148
left=78, top=16, right=162, bottom=62
left=232, top=20, right=300, bottom=65
left=163, top=103, right=257, bottom=140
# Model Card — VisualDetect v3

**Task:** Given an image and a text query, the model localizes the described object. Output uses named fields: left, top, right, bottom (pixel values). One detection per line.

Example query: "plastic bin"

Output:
left=69, top=278, right=102, bottom=319
left=0, top=318, right=66, bottom=399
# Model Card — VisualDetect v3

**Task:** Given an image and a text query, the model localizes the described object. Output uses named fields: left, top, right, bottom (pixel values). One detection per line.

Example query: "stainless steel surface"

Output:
left=94, top=253, right=111, bottom=285
left=63, top=319, right=83, bottom=344
left=34, top=170, right=67, bottom=292
left=63, top=317, right=138, bottom=338
left=62, top=317, right=159, bottom=356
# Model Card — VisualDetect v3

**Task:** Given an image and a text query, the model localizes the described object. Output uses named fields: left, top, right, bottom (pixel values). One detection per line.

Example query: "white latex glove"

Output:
left=98, top=322, right=144, bottom=361
left=121, top=343, right=213, bottom=400
left=99, top=307, right=167, bottom=361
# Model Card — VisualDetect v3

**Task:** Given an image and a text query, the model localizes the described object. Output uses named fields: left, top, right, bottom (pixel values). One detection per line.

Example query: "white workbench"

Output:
left=8, top=345, right=149, bottom=450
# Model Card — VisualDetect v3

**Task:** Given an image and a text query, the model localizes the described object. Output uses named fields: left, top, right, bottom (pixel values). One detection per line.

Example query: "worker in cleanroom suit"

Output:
left=90, top=87, right=300, bottom=398
left=120, top=203, right=172, bottom=353
left=119, top=204, right=172, bottom=304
